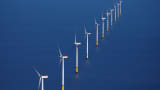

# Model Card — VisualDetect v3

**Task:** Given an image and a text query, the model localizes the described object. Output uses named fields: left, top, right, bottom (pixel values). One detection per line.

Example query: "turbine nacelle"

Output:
left=63, top=56, right=68, bottom=59
left=87, top=32, right=91, bottom=35
left=101, top=13, right=106, bottom=21
left=74, top=33, right=81, bottom=46
left=94, top=17, right=99, bottom=25
left=59, top=48, right=68, bottom=63
left=106, top=12, right=111, bottom=17
left=34, top=68, right=48, bottom=79
left=41, top=75, right=48, bottom=79
left=74, top=42, right=81, bottom=46
left=84, top=25, right=91, bottom=35
left=101, top=17, right=106, bottom=20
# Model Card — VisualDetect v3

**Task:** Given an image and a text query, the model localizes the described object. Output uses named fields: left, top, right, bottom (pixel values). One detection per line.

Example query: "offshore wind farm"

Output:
left=1, top=0, right=160, bottom=90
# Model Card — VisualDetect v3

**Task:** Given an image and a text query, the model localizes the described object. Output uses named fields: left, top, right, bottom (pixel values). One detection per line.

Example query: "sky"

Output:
left=0, top=0, right=160, bottom=90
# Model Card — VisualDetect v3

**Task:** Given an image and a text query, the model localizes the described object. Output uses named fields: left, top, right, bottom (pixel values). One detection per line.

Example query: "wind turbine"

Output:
left=101, top=13, right=106, bottom=39
left=95, top=17, right=99, bottom=47
left=59, top=48, right=68, bottom=90
left=114, top=5, right=117, bottom=22
left=84, top=25, right=91, bottom=61
left=106, top=11, right=110, bottom=32
left=119, top=0, right=122, bottom=16
left=74, top=33, right=81, bottom=73
left=34, top=68, right=48, bottom=90
left=117, top=3, right=120, bottom=19
left=110, top=8, right=114, bottom=27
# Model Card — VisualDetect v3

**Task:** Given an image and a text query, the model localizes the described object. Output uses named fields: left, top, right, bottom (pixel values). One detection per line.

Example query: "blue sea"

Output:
left=1, top=0, right=160, bottom=90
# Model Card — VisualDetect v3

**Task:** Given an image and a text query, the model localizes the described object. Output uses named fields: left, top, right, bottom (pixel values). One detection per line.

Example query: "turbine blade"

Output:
left=75, top=33, right=76, bottom=44
left=34, top=68, right=41, bottom=77
left=38, top=77, right=42, bottom=90
left=59, top=48, right=62, bottom=57
left=94, top=17, right=97, bottom=24
left=84, top=25, right=87, bottom=34
left=60, top=58, right=62, bottom=64
left=59, top=48, right=63, bottom=64
left=83, top=25, right=87, bottom=40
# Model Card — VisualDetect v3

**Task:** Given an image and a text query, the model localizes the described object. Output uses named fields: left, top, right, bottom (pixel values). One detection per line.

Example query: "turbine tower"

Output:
left=74, top=34, right=81, bottom=73
left=101, top=13, right=106, bottom=39
left=114, top=5, right=117, bottom=22
left=106, top=11, right=110, bottom=32
left=119, top=0, right=122, bottom=16
left=34, top=68, right=48, bottom=90
left=84, top=26, right=91, bottom=61
left=110, top=8, right=114, bottom=27
left=59, top=49, right=68, bottom=90
left=95, top=17, right=99, bottom=47
left=117, top=3, right=120, bottom=19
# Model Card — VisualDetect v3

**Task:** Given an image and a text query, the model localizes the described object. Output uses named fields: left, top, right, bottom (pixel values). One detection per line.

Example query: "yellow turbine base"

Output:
left=96, top=41, right=98, bottom=47
left=86, top=54, right=88, bottom=60
left=111, top=23, right=112, bottom=27
left=62, top=85, right=64, bottom=90
left=76, top=67, right=78, bottom=73
left=102, top=34, right=104, bottom=39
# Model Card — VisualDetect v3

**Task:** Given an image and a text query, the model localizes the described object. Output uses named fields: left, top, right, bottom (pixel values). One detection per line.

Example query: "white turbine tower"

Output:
left=34, top=68, right=48, bottom=90
left=74, top=34, right=81, bottom=73
left=106, top=11, right=110, bottom=32
left=110, top=8, right=114, bottom=27
left=117, top=3, right=120, bottom=19
left=119, top=0, right=122, bottom=16
left=95, top=17, right=99, bottom=47
left=84, top=25, right=91, bottom=61
left=114, top=5, right=117, bottom=22
left=101, top=13, right=106, bottom=39
left=59, top=49, right=68, bottom=90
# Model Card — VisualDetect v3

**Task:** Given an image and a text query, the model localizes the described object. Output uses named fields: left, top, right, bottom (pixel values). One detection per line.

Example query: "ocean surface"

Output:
left=0, top=0, right=160, bottom=90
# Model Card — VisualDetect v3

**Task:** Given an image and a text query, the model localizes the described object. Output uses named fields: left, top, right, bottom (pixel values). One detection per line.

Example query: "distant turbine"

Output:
left=101, top=13, right=106, bottom=39
left=84, top=25, right=91, bottom=61
left=95, top=17, right=99, bottom=47
left=117, top=3, right=120, bottom=19
left=74, top=34, right=81, bottom=73
left=34, top=68, right=48, bottom=90
left=59, top=49, right=68, bottom=90
left=114, top=5, right=117, bottom=22
left=119, top=0, right=122, bottom=16
left=110, top=8, right=114, bottom=27
left=106, top=11, right=110, bottom=32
